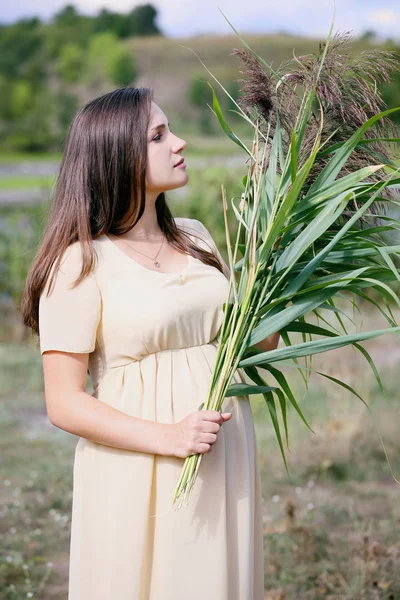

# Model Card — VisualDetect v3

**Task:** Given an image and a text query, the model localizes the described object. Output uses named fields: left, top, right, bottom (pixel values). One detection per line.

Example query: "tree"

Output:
left=84, top=32, right=138, bottom=88
left=90, top=4, right=162, bottom=39
left=108, top=50, right=138, bottom=86
left=359, top=30, right=377, bottom=43
left=91, top=9, right=126, bottom=38
left=54, top=89, right=79, bottom=141
left=7, top=88, right=54, bottom=151
left=46, top=6, right=92, bottom=58
left=186, top=76, right=214, bottom=134
left=0, top=18, right=43, bottom=79
left=127, top=4, right=161, bottom=36
left=10, top=80, right=32, bottom=119
left=56, top=43, right=84, bottom=83
left=53, top=5, right=80, bottom=27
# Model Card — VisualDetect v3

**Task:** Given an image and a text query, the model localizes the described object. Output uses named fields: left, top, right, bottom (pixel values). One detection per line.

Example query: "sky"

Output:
left=1, top=0, right=399, bottom=41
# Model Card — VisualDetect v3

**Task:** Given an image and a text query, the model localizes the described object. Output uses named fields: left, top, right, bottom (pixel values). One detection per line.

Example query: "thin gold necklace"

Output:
left=112, top=234, right=166, bottom=268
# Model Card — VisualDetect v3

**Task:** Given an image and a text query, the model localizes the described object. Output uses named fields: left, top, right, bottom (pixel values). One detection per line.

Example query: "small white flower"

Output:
left=6, top=556, right=13, bottom=563
left=4, top=480, right=11, bottom=486
left=295, top=487, right=303, bottom=495
left=307, top=502, right=315, bottom=510
left=9, top=526, right=16, bottom=534
left=30, top=471, right=38, bottom=478
left=13, top=500, right=20, bottom=507
left=33, top=528, right=41, bottom=535
left=272, top=495, right=280, bottom=503
left=27, top=593, right=34, bottom=598
left=47, top=561, right=53, bottom=568
left=307, top=480, right=315, bottom=488
left=23, top=564, right=29, bottom=570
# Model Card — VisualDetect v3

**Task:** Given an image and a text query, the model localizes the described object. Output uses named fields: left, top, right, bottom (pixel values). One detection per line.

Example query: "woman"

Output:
left=21, top=86, right=280, bottom=600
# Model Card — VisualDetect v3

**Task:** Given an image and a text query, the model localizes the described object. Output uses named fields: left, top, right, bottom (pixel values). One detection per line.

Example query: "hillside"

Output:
left=122, top=31, right=385, bottom=128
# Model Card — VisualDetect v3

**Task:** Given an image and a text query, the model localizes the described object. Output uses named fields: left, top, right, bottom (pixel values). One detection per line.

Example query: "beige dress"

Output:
left=39, top=217, right=264, bottom=600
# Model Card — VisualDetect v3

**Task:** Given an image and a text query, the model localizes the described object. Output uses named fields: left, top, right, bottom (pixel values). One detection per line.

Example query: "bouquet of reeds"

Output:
left=172, top=20, right=400, bottom=510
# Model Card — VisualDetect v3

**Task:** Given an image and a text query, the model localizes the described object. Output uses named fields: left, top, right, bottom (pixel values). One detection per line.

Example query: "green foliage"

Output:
left=56, top=43, right=84, bottom=83
left=183, top=165, right=243, bottom=244
left=186, top=75, right=242, bottom=134
left=127, top=4, right=161, bottom=36
left=83, top=32, right=138, bottom=88
left=186, top=75, right=211, bottom=108
left=224, top=80, right=241, bottom=119
left=92, top=8, right=127, bottom=37
left=10, top=81, right=32, bottom=119
left=0, top=18, right=43, bottom=79
left=186, top=76, right=215, bottom=134
left=5, top=88, right=55, bottom=151
left=0, top=75, right=13, bottom=122
left=44, top=6, right=93, bottom=59
left=91, top=5, right=162, bottom=38
left=0, top=203, right=48, bottom=311
left=381, top=73, right=400, bottom=126
left=53, top=90, right=79, bottom=142
left=53, top=4, right=81, bottom=28
left=108, top=49, right=138, bottom=86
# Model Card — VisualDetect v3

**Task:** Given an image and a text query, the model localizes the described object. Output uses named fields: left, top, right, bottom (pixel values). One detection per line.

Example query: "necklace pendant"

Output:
left=154, top=261, right=161, bottom=268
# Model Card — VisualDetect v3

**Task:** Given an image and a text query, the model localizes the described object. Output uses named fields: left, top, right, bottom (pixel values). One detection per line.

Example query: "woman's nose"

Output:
left=173, top=134, right=187, bottom=151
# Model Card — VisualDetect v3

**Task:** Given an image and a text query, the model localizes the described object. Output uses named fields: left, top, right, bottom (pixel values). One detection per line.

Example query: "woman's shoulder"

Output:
left=47, top=240, right=101, bottom=285
left=61, top=239, right=97, bottom=266
left=174, top=216, right=205, bottom=234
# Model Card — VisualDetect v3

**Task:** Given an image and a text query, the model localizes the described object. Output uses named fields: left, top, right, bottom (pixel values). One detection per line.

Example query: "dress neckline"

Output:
left=102, top=234, right=192, bottom=276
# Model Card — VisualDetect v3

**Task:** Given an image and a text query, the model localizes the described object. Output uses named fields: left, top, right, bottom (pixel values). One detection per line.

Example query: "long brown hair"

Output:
left=21, top=86, right=224, bottom=338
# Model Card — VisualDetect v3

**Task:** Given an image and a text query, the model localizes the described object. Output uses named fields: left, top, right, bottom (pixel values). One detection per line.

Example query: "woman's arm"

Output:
left=254, top=330, right=280, bottom=353
left=42, top=350, right=175, bottom=456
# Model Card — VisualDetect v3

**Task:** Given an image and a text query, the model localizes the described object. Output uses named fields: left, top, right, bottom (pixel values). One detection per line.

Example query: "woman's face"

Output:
left=145, top=102, right=188, bottom=196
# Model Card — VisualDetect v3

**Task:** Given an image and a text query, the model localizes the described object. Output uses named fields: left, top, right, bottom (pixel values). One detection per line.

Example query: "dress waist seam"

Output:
left=106, top=339, right=219, bottom=370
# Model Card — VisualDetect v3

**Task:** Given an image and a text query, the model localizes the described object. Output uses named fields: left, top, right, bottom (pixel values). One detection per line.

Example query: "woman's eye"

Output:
left=153, top=133, right=162, bottom=141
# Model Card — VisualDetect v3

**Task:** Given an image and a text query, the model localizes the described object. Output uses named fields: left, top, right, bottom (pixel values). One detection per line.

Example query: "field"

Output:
left=1, top=305, right=400, bottom=599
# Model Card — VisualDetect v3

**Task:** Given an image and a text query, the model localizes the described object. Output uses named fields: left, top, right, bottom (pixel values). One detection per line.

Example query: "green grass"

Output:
left=250, top=307, right=400, bottom=598
left=0, top=176, right=57, bottom=191
left=0, top=153, right=62, bottom=163
left=1, top=306, right=400, bottom=598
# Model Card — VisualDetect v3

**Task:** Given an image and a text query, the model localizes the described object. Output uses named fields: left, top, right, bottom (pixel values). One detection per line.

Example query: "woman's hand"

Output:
left=167, top=410, right=232, bottom=459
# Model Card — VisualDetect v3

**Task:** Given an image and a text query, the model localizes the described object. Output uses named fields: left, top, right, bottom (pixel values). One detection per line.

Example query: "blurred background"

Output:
left=0, top=2, right=400, bottom=598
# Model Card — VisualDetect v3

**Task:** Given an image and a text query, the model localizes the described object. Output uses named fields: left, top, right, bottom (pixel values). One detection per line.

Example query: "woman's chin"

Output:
left=172, top=173, right=189, bottom=189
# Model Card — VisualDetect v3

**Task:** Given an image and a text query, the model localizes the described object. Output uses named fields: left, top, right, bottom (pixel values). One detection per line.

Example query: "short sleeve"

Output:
left=38, top=242, right=101, bottom=355
left=190, top=218, right=231, bottom=281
